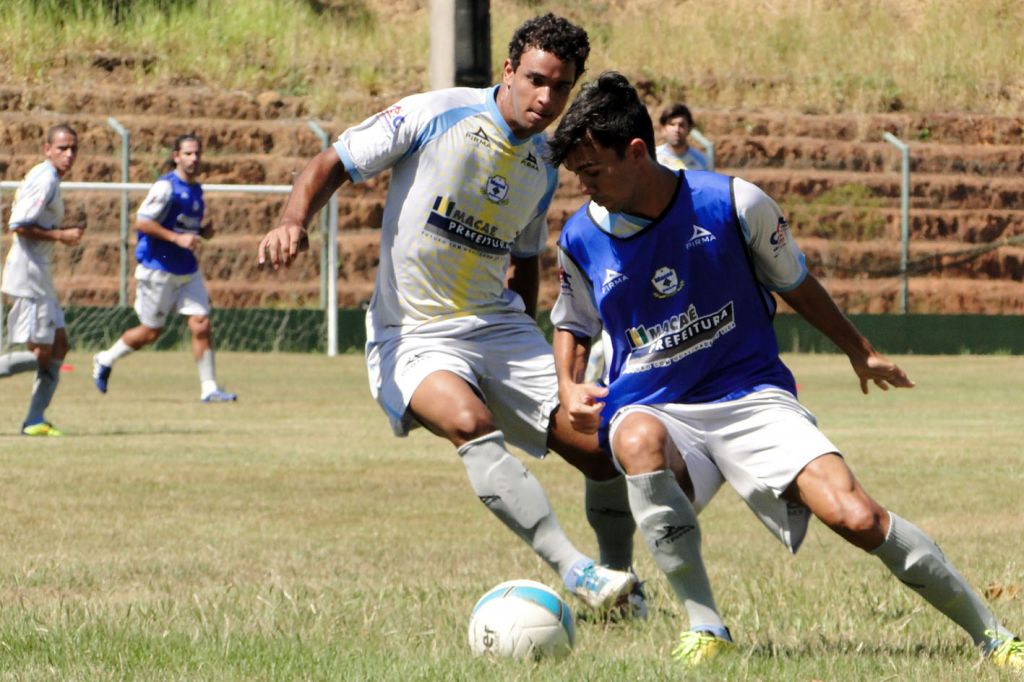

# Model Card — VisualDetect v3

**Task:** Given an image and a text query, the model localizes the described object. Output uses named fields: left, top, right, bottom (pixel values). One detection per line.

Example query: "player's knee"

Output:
left=611, top=416, right=668, bottom=474
left=188, top=316, right=211, bottom=337
left=824, top=495, right=887, bottom=547
left=446, top=407, right=496, bottom=444
left=141, top=326, right=162, bottom=344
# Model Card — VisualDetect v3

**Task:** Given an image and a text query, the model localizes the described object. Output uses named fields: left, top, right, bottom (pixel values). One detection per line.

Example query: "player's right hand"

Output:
left=176, top=233, right=200, bottom=251
left=560, top=382, right=608, bottom=435
left=258, top=223, right=309, bottom=270
left=61, top=227, right=86, bottom=245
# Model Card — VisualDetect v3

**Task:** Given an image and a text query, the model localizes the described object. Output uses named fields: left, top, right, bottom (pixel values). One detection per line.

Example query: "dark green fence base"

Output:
left=774, top=314, right=1023, bottom=355
left=60, top=307, right=1023, bottom=355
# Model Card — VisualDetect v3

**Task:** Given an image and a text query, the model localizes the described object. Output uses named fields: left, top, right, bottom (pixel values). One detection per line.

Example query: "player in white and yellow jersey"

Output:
left=1, top=124, right=84, bottom=436
left=259, top=14, right=644, bottom=612
left=655, top=102, right=710, bottom=172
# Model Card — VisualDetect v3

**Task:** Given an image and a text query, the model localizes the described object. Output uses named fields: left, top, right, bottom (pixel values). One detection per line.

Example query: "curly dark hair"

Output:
left=547, top=71, right=656, bottom=167
left=507, top=13, right=590, bottom=83
left=659, top=102, right=694, bottom=128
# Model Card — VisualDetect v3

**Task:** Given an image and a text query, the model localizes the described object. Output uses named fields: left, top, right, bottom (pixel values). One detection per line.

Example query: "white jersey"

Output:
left=2, top=160, right=64, bottom=298
left=656, top=143, right=710, bottom=171
left=334, top=85, right=558, bottom=343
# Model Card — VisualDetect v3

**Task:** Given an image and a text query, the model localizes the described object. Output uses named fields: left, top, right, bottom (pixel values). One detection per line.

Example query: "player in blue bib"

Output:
left=92, top=135, right=237, bottom=402
left=547, top=72, right=1021, bottom=668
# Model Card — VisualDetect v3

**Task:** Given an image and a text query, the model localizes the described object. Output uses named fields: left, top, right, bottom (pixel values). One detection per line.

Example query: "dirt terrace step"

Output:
left=695, top=110, right=1024, bottom=146
left=0, top=84, right=309, bottom=122
left=712, top=135, right=1024, bottom=177
left=726, top=168, right=1024, bottom=211
left=0, top=112, right=339, bottom=158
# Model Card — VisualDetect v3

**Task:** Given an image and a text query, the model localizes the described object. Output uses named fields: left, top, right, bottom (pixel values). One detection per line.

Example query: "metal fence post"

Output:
left=306, top=120, right=339, bottom=357
left=689, top=128, right=715, bottom=170
left=883, top=132, right=910, bottom=314
left=107, top=117, right=131, bottom=306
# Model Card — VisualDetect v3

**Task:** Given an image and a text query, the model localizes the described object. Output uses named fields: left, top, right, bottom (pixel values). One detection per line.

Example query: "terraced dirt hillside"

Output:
left=2, top=79, right=1022, bottom=314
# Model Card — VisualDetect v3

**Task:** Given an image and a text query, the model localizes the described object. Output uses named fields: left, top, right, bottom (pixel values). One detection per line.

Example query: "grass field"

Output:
left=0, top=351, right=1021, bottom=680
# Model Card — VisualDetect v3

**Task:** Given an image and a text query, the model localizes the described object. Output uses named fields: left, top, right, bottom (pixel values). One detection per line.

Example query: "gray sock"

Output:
left=458, top=431, right=587, bottom=580
left=24, top=357, right=61, bottom=426
left=585, top=475, right=636, bottom=570
left=872, top=511, right=1010, bottom=647
left=0, top=351, right=37, bottom=378
left=628, top=470, right=724, bottom=631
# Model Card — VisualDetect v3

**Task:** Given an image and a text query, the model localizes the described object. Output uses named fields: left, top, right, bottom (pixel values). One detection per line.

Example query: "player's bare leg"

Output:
left=789, top=453, right=1016, bottom=653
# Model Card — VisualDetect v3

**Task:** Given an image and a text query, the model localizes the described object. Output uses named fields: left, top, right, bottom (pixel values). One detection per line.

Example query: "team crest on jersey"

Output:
left=484, top=175, right=509, bottom=204
left=686, top=224, right=715, bottom=250
left=466, top=126, right=493, bottom=149
left=521, top=152, right=539, bottom=171
left=769, top=216, right=790, bottom=255
left=651, top=266, right=683, bottom=298
left=602, top=268, right=628, bottom=294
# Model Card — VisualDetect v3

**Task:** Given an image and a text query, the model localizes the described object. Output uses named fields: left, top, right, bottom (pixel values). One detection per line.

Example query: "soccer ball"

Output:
left=467, top=579, right=575, bottom=660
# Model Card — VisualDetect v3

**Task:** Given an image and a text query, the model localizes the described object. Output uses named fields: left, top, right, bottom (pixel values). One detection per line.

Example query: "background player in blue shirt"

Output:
left=547, top=72, right=1021, bottom=668
left=92, top=135, right=237, bottom=402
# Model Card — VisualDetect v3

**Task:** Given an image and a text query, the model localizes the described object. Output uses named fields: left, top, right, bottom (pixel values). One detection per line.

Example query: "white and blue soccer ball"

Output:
left=467, top=579, right=575, bottom=660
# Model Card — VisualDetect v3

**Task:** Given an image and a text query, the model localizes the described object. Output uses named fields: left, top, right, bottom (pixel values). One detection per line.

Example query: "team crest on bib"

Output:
left=651, top=266, right=683, bottom=298
left=485, top=175, right=509, bottom=204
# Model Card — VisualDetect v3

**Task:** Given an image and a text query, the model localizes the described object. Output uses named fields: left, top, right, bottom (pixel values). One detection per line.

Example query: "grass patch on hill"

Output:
left=1, top=0, right=1022, bottom=119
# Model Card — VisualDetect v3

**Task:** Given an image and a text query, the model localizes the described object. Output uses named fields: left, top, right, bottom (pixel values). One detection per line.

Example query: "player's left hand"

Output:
left=851, top=352, right=915, bottom=394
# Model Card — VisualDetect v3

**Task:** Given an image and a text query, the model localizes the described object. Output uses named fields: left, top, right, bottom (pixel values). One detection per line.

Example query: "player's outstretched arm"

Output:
left=259, top=147, right=350, bottom=270
left=779, top=273, right=915, bottom=394
left=553, top=328, right=608, bottom=434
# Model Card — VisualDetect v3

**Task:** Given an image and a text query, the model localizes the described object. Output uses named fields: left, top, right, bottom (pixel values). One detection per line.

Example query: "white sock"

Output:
left=197, top=350, right=218, bottom=396
left=872, top=512, right=1010, bottom=647
left=585, top=475, right=636, bottom=570
left=97, top=338, right=134, bottom=367
left=627, top=470, right=724, bottom=631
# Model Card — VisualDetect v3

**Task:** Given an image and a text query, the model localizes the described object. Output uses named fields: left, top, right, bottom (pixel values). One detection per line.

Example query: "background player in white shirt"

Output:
left=655, top=102, right=710, bottom=172
left=258, top=14, right=641, bottom=612
left=1, top=124, right=84, bottom=436
left=547, top=72, right=1021, bottom=667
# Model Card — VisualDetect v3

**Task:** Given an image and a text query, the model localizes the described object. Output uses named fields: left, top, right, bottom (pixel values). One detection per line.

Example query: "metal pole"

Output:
left=882, top=132, right=910, bottom=314
left=306, top=120, right=339, bottom=357
left=689, top=128, right=715, bottom=171
left=107, top=117, right=131, bottom=306
left=0, top=188, right=5, bottom=352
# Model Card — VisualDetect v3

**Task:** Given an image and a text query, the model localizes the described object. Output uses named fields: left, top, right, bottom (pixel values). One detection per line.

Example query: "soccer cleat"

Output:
left=572, top=562, right=636, bottom=610
left=986, top=630, right=1024, bottom=669
left=21, top=421, right=64, bottom=437
left=620, top=578, right=649, bottom=620
left=92, top=355, right=112, bottom=394
left=201, top=389, right=238, bottom=403
left=672, top=629, right=735, bottom=667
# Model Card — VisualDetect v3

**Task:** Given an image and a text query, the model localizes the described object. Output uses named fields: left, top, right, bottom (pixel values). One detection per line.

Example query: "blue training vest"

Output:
left=559, top=171, right=797, bottom=441
left=135, top=172, right=204, bottom=275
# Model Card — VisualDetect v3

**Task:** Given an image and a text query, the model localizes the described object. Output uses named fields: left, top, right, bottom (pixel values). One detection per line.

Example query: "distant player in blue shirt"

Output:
left=92, top=135, right=237, bottom=402
left=547, top=72, right=1021, bottom=668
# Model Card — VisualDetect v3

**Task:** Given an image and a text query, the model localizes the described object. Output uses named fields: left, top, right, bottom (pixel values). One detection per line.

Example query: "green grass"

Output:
left=1, top=1, right=1022, bottom=118
left=0, top=351, right=1021, bottom=679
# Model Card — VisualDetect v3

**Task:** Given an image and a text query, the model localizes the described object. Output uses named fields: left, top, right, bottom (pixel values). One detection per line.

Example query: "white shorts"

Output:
left=610, top=388, right=840, bottom=554
left=134, top=265, right=210, bottom=329
left=366, top=319, right=559, bottom=457
left=6, top=295, right=65, bottom=345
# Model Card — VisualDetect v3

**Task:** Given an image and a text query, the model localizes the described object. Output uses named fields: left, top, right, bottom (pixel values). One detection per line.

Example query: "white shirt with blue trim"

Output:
left=334, top=85, right=558, bottom=343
